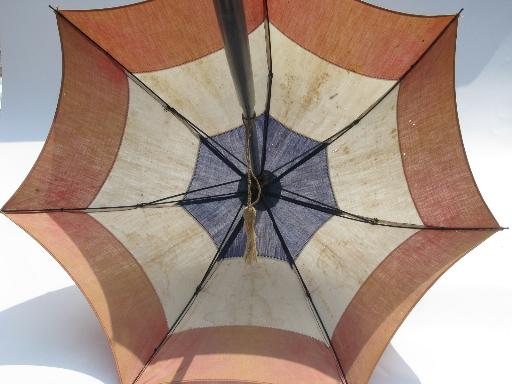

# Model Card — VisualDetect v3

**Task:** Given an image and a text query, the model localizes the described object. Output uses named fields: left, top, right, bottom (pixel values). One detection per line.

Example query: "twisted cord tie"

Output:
left=243, top=115, right=261, bottom=264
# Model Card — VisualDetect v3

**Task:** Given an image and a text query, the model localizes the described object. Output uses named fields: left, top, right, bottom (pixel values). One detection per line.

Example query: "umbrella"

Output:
left=1, top=0, right=504, bottom=383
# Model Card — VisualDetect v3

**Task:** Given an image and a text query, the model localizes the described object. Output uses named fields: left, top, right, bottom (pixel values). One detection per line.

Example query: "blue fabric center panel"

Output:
left=184, top=114, right=338, bottom=261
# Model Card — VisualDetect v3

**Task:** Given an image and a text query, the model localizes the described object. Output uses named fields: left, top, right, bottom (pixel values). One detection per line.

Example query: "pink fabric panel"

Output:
left=333, top=229, right=495, bottom=384
left=332, top=20, right=499, bottom=384
left=62, top=0, right=264, bottom=72
left=397, top=21, right=497, bottom=228
left=269, top=0, right=453, bottom=79
left=7, top=212, right=168, bottom=384
left=138, top=326, right=341, bottom=384
left=3, top=16, right=128, bottom=211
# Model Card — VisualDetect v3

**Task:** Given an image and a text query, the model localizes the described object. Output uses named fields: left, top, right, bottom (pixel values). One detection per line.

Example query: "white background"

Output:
left=0, top=1, right=510, bottom=383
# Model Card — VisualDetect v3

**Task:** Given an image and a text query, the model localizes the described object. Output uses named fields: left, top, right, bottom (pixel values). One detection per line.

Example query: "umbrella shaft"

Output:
left=214, top=0, right=261, bottom=174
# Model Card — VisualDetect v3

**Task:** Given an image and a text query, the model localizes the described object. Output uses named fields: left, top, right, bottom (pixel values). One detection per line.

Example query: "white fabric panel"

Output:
left=176, top=257, right=326, bottom=343
left=136, top=25, right=267, bottom=135
left=92, top=207, right=216, bottom=325
left=92, top=79, right=199, bottom=207
left=328, top=87, right=422, bottom=224
left=297, top=217, right=417, bottom=336
left=270, top=25, right=394, bottom=141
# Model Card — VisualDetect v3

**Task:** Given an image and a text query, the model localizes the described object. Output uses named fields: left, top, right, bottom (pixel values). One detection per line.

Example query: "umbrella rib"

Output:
left=262, top=198, right=348, bottom=384
left=198, top=137, right=245, bottom=177
left=146, top=178, right=241, bottom=204
left=131, top=204, right=245, bottom=384
left=50, top=7, right=246, bottom=177
left=259, top=0, right=273, bottom=174
left=1, top=192, right=241, bottom=214
left=273, top=188, right=506, bottom=231
left=1, top=179, right=242, bottom=214
left=177, top=191, right=242, bottom=207
left=270, top=9, right=464, bottom=180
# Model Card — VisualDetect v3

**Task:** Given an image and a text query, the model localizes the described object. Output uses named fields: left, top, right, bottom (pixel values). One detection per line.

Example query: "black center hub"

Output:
left=237, top=170, right=281, bottom=211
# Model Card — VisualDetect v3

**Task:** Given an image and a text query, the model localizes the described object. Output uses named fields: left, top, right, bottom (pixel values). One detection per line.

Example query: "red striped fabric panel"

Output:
left=61, top=0, right=264, bottom=73
left=7, top=212, right=168, bottom=384
left=333, top=229, right=495, bottom=384
left=4, top=16, right=168, bottom=384
left=269, top=0, right=453, bottom=80
left=3, top=17, right=128, bottom=211
left=138, top=326, right=341, bottom=384
left=397, top=21, right=497, bottom=229
left=332, top=20, right=499, bottom=384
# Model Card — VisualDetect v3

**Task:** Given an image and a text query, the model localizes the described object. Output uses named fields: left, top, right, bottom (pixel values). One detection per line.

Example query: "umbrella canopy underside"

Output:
left=2, top=1, right=500, bottom=384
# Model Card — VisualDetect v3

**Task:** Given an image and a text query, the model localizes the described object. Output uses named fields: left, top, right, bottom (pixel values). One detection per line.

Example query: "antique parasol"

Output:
left=1, top=0, right=504, bottom=383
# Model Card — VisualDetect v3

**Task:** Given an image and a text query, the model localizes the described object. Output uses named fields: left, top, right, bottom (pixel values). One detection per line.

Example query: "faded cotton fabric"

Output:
left=2, top=1, right=499, bottom=384
left=184, top=114, right=337, bottom=261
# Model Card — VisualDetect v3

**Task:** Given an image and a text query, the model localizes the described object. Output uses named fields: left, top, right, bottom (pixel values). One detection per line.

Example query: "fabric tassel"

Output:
left=243, top=205, right=258, bottom=264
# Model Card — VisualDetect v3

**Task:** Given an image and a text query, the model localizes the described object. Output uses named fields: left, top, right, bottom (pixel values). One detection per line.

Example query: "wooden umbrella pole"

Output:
left=214, top=0, right=261, bottom=263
